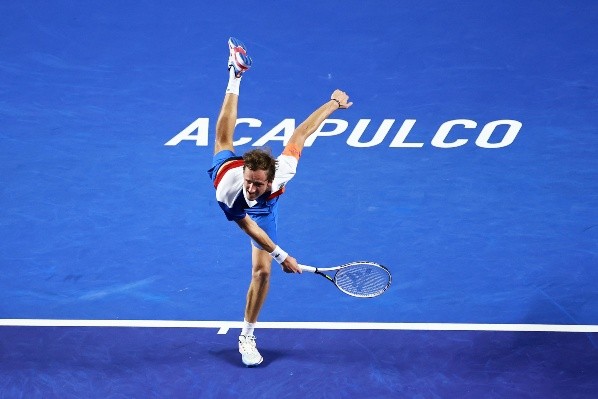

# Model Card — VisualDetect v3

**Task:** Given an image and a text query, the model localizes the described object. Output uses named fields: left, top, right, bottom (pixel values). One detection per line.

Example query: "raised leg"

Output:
left=214, top=91, right=238, bottom=154
left=214, top=38, right=253, bottom=155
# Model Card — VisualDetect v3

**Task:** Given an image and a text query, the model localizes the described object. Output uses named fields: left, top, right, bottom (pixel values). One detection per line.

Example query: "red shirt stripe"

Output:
left=214, top=160, right=244, bottom=188
left=268, top=187, right=285, bottom=200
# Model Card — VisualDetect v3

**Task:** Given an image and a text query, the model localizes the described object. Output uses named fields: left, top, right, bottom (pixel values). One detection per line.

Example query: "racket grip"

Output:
left=298, top=264, right=317, bottom=273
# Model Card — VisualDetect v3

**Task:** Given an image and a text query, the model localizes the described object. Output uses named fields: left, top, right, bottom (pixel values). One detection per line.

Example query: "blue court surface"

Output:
left=1, top=0, right=597, bottom=397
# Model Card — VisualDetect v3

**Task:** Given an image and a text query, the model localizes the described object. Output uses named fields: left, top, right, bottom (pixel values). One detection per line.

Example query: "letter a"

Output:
left=164, top=118, right=210, bottom=146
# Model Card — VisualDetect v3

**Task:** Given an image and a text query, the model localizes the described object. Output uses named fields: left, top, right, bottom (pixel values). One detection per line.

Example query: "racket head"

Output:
left=332, top=261, right=392, bottom=298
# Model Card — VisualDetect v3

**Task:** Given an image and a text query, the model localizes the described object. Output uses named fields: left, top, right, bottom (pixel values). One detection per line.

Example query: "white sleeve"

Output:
left=215, top=167, right=244, bottom=207
left=272, top=154, right=298, bottom=192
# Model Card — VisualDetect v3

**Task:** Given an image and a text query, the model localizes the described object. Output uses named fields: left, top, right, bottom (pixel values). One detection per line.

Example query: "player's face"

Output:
left=243, top=168, right=272, bottom=201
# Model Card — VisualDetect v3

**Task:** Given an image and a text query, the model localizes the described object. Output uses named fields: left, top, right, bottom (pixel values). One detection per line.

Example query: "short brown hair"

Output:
left=243, top=149, right=277, bottom=182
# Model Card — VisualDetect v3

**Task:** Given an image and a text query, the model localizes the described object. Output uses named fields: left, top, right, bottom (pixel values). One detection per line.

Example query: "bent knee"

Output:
left=251, top=265, right=271, bottom=281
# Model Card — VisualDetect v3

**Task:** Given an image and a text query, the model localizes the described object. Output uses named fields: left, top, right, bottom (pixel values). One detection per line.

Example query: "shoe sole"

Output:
left=228, top=37, right=246, bottom=52
left=243, top=356, right=263, bottom=367
left=228, top=37, right=252, bottom=74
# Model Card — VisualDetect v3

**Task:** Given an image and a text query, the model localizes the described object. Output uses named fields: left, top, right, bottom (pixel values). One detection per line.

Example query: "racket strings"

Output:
left=334, top=263, right=390, bottom=297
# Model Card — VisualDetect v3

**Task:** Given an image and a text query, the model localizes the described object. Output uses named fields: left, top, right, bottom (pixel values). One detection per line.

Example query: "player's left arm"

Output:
left=284, top=89, right=352, bottom=156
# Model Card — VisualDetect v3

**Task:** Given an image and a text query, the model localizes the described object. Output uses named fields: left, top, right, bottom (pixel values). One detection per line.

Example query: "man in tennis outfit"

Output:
left=208, top=37, right=352, bottom=366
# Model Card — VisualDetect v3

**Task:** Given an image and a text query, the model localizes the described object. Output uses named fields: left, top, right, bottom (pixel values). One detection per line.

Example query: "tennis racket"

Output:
left=299, top=261, right=391, bottom=298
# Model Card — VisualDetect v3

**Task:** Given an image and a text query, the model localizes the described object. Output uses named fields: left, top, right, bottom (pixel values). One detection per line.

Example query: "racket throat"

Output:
left=315, top=270, right=334, bottom=283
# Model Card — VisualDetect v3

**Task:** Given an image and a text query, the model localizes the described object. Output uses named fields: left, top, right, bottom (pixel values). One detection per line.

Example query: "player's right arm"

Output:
left=235, top=215, right=301, bottom=273
left=234, top=215, right=276, bottom=252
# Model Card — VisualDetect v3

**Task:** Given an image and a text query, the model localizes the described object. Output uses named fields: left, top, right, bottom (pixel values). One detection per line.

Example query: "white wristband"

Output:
left=269, top=245, right=288, bottom=264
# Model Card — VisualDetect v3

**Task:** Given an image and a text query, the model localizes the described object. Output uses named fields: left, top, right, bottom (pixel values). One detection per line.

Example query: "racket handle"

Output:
left=299, top=264, right=317, bottom=273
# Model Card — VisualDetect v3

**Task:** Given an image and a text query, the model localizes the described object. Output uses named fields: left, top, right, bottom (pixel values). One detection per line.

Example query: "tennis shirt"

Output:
left=208, top=147, right=300, bottom=245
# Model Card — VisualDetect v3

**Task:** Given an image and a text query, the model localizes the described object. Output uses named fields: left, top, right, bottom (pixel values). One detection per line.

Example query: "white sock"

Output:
left=241, top=319, right=256, bottom=336
left=226, top=67, right=241, bottom=95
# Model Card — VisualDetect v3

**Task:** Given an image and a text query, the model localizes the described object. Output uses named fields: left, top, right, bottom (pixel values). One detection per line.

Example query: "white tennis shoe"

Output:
left=238, top=334, right=263, bottom=367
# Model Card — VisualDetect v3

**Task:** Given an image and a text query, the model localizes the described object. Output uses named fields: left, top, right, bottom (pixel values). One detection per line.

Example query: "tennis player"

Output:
left=208, top=37, right=352, bottom=366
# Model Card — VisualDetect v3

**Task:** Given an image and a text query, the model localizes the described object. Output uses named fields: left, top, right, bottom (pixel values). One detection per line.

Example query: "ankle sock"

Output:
left=226, top=67, right=241, bottom=95
left=241, top=319, right=256, bottom=336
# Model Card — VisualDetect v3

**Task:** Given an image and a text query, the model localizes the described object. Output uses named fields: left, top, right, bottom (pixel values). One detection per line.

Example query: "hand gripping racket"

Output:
left=299, top=261, right=391, bottom=298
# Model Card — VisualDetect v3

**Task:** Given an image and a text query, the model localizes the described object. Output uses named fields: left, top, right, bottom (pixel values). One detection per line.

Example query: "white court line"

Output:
left=1, top=319, right=597, bottom=334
